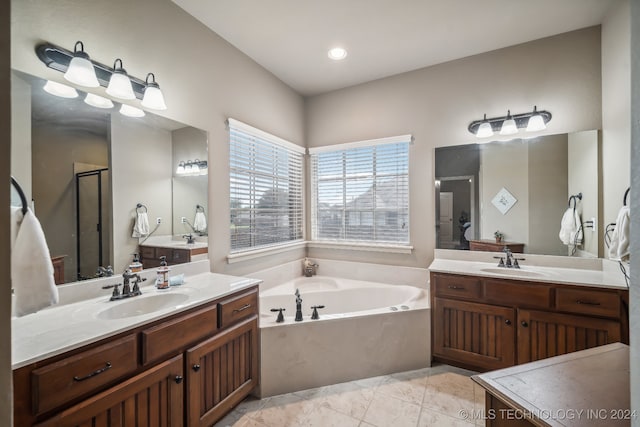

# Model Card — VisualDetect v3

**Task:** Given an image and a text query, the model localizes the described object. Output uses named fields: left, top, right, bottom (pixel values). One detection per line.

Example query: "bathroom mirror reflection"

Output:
left=435, top=130, right=602, bottom=257
left=11, top=70, right=208, bottom=284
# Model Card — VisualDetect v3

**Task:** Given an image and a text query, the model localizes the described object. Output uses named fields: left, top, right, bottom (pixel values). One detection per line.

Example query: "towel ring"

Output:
left=196, top=204, right=205, bottom=213
left=136, top=203, right=148, bottom=213
left=624, top=187, right=630, bottom=206
left=568, top=193, right=582, bottom=210
left=11, top=176, right=28, bottom=215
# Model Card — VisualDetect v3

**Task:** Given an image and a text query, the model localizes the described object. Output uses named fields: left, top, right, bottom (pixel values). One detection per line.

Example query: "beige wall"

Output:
left=306, top=27, right=602, bottom=267
left=602, top=0, right=631, bottom=235
left=568, top=130, right=601, bottom=257
left=10, top=73, right=31, bottom=203
left=11, top=0, right=306, bottom=276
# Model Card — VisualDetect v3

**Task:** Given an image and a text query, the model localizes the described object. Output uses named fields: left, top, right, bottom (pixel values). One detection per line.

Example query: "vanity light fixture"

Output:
left=468, top=106, right=552, bottom=139
left=36, top=41, right=168, bottom=109
left=84, top=93, right=114, bottom=109
left=141, top=73, right=167, bottom=110
left=176, top=159, right=208, bottom=176
left=119, top=104, right=145, bottom=118
left=43, top=80, right=79, bottom=98
left=63, top=41, right=100, bottom=87
left=328, top=47, right=348, bottom=61
left=176, top=161, right=186, bottom=175
left=106, top=59, right=136, bottom=100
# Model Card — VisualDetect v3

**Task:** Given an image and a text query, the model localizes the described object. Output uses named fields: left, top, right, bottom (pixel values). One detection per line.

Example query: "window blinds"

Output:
left=228, top=119, right=305, bottom=252
left=310, top=136, right=411, bottom=245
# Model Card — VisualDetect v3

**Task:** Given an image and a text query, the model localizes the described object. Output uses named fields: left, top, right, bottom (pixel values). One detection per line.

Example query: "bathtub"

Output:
left=258, top=275, right=431, bottom=397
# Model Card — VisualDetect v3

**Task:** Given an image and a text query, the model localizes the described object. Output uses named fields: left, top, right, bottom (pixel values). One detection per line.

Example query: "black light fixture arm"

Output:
left=36, top=42, right=148, bottom=100
left=468, top=107, right=552, bottom=135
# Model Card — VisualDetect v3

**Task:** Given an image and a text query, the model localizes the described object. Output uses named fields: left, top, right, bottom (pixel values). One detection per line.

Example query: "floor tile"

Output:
left=418, top=407, right=475, bottom=427
left=363, top=392, right=421, bottom=427
left=422, top=373, right=476, bottom=419
left=299, top=404, right=361, bottom=427
left=248, top=393, right=316, bottom=426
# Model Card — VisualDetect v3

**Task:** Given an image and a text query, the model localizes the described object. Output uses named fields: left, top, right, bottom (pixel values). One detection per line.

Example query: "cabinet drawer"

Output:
left=142, top=304, right=218, bottom=365
left=555, top=288, right=621, bottom=318
left=31, top=334, right=137, bottom=415
left=171, top=248, right=190, bottom=263
left=433, top=274, right=481, bottom=299
left=484, top=279, right=551, bottom=309
left=218, top=289, right=258, bottom=329
left=139, top=246, right=155, bottom=260
left=155, top=247, right=173, bottom=260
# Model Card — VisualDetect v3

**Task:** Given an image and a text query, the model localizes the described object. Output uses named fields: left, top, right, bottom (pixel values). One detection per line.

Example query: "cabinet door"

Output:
left=433, top=298, right=515, bottom=371
left=517, top=309, right=622, bottom=364
left=35, top=355, right=184, bottom=427
left=186, top=317, right=259, bottom=427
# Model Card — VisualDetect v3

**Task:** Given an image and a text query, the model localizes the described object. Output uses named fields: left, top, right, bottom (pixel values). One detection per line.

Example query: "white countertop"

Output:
left=429, top=250, right=628, bottom=290
left=12, top=272, right=260, bottom=370
left=138, top=234, right=208, bottom=250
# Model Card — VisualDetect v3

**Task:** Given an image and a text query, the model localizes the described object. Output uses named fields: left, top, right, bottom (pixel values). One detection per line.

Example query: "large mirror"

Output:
left=435, top=130, right=602, bottom=257
left=11, top=70, right=208, bottom=283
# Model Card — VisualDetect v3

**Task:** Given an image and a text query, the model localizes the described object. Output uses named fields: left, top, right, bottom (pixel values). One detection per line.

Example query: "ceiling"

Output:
left=173, top=0, right=615, bottom=96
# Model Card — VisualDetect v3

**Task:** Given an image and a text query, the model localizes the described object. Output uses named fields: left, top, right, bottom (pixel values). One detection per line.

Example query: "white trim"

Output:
left=307, top=241, right=413, bottom=254
left=227, top=240, right=306, bottom=264
left=308, top=134, right=413, bottom=154
left=227, top=118, right=306, bottom=154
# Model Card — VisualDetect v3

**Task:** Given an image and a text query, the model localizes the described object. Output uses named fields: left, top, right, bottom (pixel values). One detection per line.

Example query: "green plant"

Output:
left=494, top=230, right=504, bottom=240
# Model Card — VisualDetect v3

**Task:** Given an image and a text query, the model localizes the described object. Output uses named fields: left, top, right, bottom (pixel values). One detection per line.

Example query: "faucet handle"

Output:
left=102, top=283, right=122, bottom=299
left=270, top=308, right=286, bottom=323
left=493, top=256, right=505, bottom=267
left=513, top=258, right=525, bottom=269
left=311, top=305, right=325, bottom=320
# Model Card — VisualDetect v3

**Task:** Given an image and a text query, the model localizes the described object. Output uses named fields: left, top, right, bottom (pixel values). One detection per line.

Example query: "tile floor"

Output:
left=215, top=364, right=486, bottom=427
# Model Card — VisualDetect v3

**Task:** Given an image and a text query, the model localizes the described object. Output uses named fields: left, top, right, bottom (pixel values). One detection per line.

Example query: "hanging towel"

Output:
left=132, top=212, right=150, bottom=238
left=559, top=207, right=582, bottom=246
left=193, top=211, right=207, bottom=233
left=608, top=206, right=630, bottom=261
left=11, top=207, right=59, bottom=317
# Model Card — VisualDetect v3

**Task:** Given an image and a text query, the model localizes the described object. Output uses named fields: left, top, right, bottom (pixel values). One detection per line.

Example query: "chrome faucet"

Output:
left=303, top=258, right=319, bottom=277
left=503, top=248, right=514, bottom=267
left=182, top=233, right=195, bottom=244
left=294, top=288, right=303, bottom=321
left=103, top=269, right=146, bottom=301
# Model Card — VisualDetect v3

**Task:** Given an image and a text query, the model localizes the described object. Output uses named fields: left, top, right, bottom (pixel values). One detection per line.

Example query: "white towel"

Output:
left=608, top=206, right=630, bottom=261
left=559, top=207, right=582, bottom=246
left=193, top=211, right=207, bottom=233
left=132, top=212, right=150, bottom=238
left=11, top=207, right=59, bottom=317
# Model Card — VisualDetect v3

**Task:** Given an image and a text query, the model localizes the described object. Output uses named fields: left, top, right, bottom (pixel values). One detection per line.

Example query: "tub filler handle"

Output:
left=270, top=308, right=286, bottom=323
left=311, top=305, right=325, bottom=320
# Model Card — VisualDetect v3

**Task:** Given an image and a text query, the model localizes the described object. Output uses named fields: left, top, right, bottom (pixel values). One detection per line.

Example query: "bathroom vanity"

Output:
left=429, top=253, right=629, bottom=372
left=139, top=242, right=208, bottom=269
left=12, top=272, right=258, bottom=426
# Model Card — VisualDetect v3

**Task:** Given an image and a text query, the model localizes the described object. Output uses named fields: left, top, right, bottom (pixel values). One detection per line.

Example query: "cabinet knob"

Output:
left=521, top=321, right=528, bottom=327
left=192, top=364, right=201, bottom=372
left=505, top=319, right=511, bottom=325
left=174, top=375, right=183, bottom=384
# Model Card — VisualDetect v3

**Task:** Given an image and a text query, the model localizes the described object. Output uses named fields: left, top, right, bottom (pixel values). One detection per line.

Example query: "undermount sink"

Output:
left=97, top=293, right=190, bottom=320
left=480, top=267, right=547, bottom=278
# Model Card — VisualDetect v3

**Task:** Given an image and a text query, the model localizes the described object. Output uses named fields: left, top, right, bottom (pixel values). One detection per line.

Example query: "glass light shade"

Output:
left=141, top=85, right=167, bottom=110
left=106, top=72, right=136, bottom=100
left=176, top=161, right=185, bottom=175
left=499, top=118, right=518, bottom=135
left=64, top=56, right=100, bottom=87
left=476, top=122, right=493, bottom=138
left=43, top=80, right=79, bottom=98
left=526, top=114, right=546, bottom=132
left=184, top=163, right=193, bottom=174
left=119, top=104, right=145, bottom=118
left=84, top=93, right=114, bottom=109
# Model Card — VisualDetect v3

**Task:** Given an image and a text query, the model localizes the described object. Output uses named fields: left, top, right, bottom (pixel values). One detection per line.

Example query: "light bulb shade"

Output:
left=499, top=118, right=518, bottom=135
left=176, top=161, right=185, bottom=175
left=43, top=80, right=79, bottom=98
left=106, top=71, right=136, bottom=100
left=63, top=41, right=99, bottom=87
left=84, top=93, right=114, bottom=109
left=526, top=114, right=546, bottom=132
left=119, top=104, right=145, bottom=117
left=476, top=122, right=494, bottom=138
left=141, top=85, right=167, bottom=110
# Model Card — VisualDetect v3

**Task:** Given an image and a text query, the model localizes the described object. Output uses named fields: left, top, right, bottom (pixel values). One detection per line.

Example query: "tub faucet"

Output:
left=303, top=257, right=319, bottom=277
left=294, top=288, right=303, bottom=321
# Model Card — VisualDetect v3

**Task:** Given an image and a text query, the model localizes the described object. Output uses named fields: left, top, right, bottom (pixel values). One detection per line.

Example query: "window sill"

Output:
left=227, top=240, right=306, bottom=264
left=306, top=241, right=413, bottom=254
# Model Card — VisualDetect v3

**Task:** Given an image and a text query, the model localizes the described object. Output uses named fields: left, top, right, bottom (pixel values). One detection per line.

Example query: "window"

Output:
left=229, top=118, right=304, bottom=253
left=310, top=135, right=411, bottom=245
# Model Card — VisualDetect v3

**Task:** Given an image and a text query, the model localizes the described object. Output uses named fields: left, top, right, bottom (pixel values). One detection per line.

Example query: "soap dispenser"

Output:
left=156, top=256, right=170, bottom=289
left=129, top=253, right=143, bottom=273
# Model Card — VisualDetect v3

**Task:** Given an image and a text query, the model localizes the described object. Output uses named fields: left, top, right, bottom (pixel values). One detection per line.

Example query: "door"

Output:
left=434, top=298, right=515, bottom=371
left=439, top=192, right=454, bottom=247
left=35, top=355, right=184, bottom=427
left=517, top=309, right=622, bottom=364
left=186, top=317, right=259, bottom=427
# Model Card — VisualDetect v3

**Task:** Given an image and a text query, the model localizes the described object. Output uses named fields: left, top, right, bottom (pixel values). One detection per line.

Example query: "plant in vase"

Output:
left=494, top=230, right=504, bottom=243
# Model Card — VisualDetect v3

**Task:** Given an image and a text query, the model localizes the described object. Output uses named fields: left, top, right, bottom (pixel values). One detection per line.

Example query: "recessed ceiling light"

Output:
left=328, top=47, right=347, bottom=61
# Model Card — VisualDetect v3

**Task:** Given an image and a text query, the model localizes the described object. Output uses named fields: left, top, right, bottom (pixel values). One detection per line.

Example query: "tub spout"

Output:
left=295, top=288, right=303, bottom=321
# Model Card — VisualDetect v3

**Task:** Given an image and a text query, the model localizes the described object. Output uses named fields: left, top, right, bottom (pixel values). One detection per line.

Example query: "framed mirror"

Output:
left=11, top=70, right=208, bottom=283
left=435, top=130, right=602, bottom=257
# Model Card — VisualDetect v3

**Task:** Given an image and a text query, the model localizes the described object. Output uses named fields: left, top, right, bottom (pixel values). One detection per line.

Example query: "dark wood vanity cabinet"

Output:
left=431, top=272, right=628, bottom=371
left=469, top=240, right=525, bottom=253
left=139, top=244, right=208, bottom=269
left=14, top=286, right=259, bottom=426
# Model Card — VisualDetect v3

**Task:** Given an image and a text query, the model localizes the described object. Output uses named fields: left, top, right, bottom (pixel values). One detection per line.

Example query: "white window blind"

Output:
left=310, top=135, right=411, bottom=245
left=229, top=119, right=305, bottom=253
